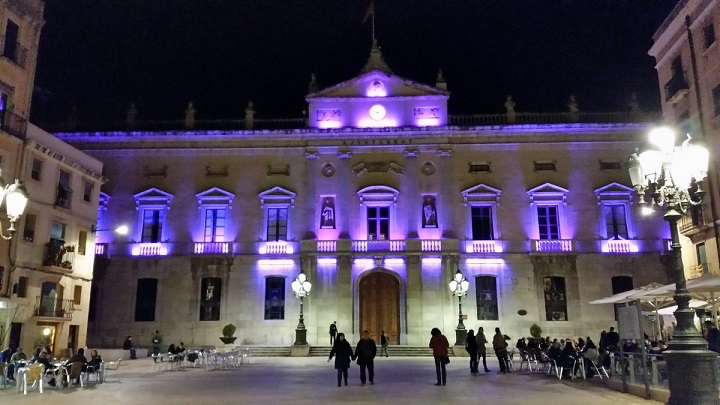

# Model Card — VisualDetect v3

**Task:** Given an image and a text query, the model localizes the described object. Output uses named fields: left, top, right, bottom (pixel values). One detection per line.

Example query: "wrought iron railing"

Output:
left=34, top=297, right=75, bottom=320
left=664, top=73, right=689, bottom=102
left=0, top=34, right=27, bottom=68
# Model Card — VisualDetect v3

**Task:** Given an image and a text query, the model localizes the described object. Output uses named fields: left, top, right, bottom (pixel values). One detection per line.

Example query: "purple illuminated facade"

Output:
left=63, top=46, right=672, bottom=348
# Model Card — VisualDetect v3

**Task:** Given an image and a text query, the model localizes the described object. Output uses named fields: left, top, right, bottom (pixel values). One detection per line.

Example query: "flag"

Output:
left=363, top=1, right=374, bottom=24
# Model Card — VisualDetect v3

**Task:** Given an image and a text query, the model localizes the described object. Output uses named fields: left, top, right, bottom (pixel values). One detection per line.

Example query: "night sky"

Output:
left=32, top=0, right=679, bottom=125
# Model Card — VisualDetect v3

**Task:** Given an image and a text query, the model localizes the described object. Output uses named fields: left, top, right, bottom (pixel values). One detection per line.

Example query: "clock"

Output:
left=369, top=104, right=386, bottom=121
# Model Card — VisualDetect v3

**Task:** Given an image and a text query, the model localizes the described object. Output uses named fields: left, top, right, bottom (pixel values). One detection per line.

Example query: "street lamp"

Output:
left=628, top=127, right=718, bottom=405
left=448, top=268, right=469, bottom=346
left=291, top=271, right=312, bottom=346
left=0, top=173, right=29, bottom=240
left=91, top=224, right=129, bottom=235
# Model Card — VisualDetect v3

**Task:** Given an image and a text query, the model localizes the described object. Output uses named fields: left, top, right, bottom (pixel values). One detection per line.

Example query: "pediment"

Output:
left=461, top=184, right=502, bottom=204
left=133, top=187, right=174, bottom=201
left=307, top=71, right=449, bottom=100
left=196, top=187, right=235, bottom=205
left=258, top=186, right=296, bottom=206
left=594, top=182, right=634, bottom=204
left=527, top=183, right=569, bottom=204
left=357, top=185, right=399, bottom=204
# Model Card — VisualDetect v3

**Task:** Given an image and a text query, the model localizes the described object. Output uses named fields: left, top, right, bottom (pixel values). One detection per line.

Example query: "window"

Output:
left=475, top=276, right=499, bottom=320
left=468, top=162, right=491, bottom=173
left=264, top=277, right=285, bottom=320
left=471, top=206, right=494, bottom=240
left=204, top=209, right=226, bottom=242
left=543, top=276, right=567, bottom=321
left=713, top=84, right=720, bottom=118
left=133, top=188, right=173, bottom=244
left=697, top=243, right=709, bottom=274
left=704, top=23, right=716, bottom=49
left=22, top=213, right=35, bottom=242
left=78, top=230, right=87, bottom=255
left=534, top=161, right=557, bottom=171
left=367, top=206, right=389, bottom=240
left=73, top=285, right=82, bottom=305
left=2, top=20, right=19, bottom=63
left=134, top=278, right=158, bottom=322
left=595, top=183, right=635, bottom=240
left=199, top=277, right=221, bottom=321
left=604, top=205, right=628, bottom=239
left=51, top=221, right=66, bottom=240
left=537, top=206, right=559, bottom=240
left=83, top=180, right=93, bottom=203
left=16, top=276, right=27, bottom=297
left=258, top=186, right=295, bottom=242
left=691, top=205, right=705, bottom=226
left=611, top=276, right=633, bottom=320
left=462, top=184, right=502, bottom=241
left=141, top=209, right=164, bottom=243
left=671, top=56, right=683, bottom=76
left=266, top=208, right=288, bottom=241
left=56, top=170, right=72, bottom=208
left=31, top=159, right=42, bottom=181
left=599, top=160, right=622, bottom=171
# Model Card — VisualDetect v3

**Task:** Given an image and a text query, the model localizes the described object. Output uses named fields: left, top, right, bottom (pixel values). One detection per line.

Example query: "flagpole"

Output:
left=371, top=7, right=376, bottom=44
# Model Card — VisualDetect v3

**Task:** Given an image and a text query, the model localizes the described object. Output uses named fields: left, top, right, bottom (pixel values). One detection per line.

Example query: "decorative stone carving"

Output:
left=420, top=162, right=435, bottom=176
left=351, top=161, right=404, bottom=176
left=321, top=163, right=336, bottom=177
left=185, top=101, right=196, bottom=129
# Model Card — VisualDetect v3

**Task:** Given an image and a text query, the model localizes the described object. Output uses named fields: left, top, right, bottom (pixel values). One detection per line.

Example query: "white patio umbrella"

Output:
left=633, top=273, right=720, bottom=327
left=589, top=282, right=671, bottom=340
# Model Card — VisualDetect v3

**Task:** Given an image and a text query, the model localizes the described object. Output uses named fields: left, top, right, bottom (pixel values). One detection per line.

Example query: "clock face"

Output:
left=369, top=104, right=386, bottom=121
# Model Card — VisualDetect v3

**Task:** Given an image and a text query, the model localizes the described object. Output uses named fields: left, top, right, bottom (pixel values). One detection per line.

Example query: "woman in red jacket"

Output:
left=429, top=327, right=450, bottom=386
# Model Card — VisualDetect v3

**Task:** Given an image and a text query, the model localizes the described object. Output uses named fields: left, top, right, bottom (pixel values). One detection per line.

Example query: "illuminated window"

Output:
left=367, top=206, right=389, bottom=240
left=604, top=205, right=628, bottom=239
left=527, top=183, right=568, bottom=240
left=595, top=183, right=635, bottom=240
left=196, top=187, right=235, bottom=243
left=259, top=186, right=295, bottom=242
left=462, top=184, right=501, bottom=241
left=357, top=186, right=398, bottom=240
left=133, top=188, right=173, bottom=243
left=266, top=208, right=288, bottom=241
left=264, top=277, right=285, bottom=320
left=537, top=206, right=559, bottom=240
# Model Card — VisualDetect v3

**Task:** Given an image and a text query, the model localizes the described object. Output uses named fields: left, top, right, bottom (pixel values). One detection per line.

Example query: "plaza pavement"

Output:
left=0, top=356, right=659, bottom=405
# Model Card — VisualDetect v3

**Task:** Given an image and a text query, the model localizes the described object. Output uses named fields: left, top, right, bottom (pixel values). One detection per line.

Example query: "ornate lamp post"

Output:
left=628, top=127, right=719, bottom=405
left=291, top=271, right=312, bottom=346
left=0, top=174, right=29, bottom=239
left=448, top=268, right=469, bottom=346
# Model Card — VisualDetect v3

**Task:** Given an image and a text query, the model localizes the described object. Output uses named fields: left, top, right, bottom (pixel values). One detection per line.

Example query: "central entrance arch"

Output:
left=359, top=271, right=400, bottom=344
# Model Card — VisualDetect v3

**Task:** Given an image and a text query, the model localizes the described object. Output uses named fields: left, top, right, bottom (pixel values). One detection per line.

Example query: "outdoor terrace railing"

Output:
left=351, top=240, right=406, bottom=252
left=33, top=297, right=75, bottom=320
left=193, top=242, right=231, bottom=255
left=532, top=239, right=573, bottom=253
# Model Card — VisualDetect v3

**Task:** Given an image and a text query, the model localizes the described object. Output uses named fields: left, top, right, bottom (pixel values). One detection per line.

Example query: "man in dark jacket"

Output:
left=355, top=330, right=377, bottom=385
left=605, top=327, right=620, bottom=351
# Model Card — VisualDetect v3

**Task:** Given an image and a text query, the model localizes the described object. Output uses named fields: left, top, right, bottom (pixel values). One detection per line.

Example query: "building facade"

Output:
left=0, top=0, right=105, bottom=357
left=649, top=0, right=720, bottom=280
left=57, top=48, right=672, bottom=349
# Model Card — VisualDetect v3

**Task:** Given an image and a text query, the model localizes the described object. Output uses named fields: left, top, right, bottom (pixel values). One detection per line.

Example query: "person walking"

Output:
left=151, top=330, right=162, bottom=355
left=466, top=329, right=479, bottom=373
left=429, top=327, right=450, bottom=386
left=329, top=321, right=338, bottom=346
left=476, top=327, right=490, bottom=372
left=492, top=327, right=510, bottom=374
left=328, top=332, right=354, bottom=387
left=380, top=330, right=389, bottom=357
left=355, top=330, right=377, bottom=385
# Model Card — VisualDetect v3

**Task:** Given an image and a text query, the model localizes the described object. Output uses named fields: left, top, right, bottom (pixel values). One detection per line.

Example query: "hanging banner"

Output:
left=320, top=196, right=336, bottom=229
left=422, top=195, right=438, bottom=228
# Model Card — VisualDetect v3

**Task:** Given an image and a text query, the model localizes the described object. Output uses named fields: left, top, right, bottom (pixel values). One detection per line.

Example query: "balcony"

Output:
left=601, top=239, right=638, bottom=254
left=679, top=207, right=708, bottom=236
left=665, top=73, right=689, bottom=103
left=131, top=243, right=168, bottom=256
left=33, top=297, right=74, bottom=321
left=0, top=35, right=27, bottom=68
left=258, top=241, right=297, bottom=255
left=532, top=239, right=573, bottom=253
left=0, top=110, right=26, bottom=139
left=193, top=242, right=231, bottom=255
left=464, top=240, right=502, bottom=253
left=95, top=243, right=108, bottom=257
left=351, top=240, right=406, bottom=252
left=55, top=187, right=72, bottom=209
left=42, top=238, right=75, bottom=274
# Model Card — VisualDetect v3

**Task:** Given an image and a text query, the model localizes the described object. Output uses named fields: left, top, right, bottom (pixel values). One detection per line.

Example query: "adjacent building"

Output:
left=649, top=0, right=720, bottom=280
left=0, top=0, right=105, bottom=356
left=55, top=45, right=673, bottom=349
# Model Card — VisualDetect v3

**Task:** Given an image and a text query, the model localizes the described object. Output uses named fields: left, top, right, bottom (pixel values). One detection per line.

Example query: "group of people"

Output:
left=1, top=345, right=102, bottom=387
left=464, top=327, right=511, bottom=376
left=328, top=330, right=377, bottom=387
left=329, top=322, right=389, bottom=357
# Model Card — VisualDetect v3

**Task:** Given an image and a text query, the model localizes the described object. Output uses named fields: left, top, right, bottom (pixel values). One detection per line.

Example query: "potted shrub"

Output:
left=219, top=323, right=237, bottom=344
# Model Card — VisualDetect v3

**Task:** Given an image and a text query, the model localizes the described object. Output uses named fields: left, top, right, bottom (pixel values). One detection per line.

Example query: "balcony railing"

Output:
left=95, top=243, right=108, bottom=257
left=421, top=240, right=443, bottom=252
left=0, top=35, right=27, bottom=68
left=42, top=238, right=75, bottom=273
left=0, top=110, right=27, bottom=139
left=601, top=239, right=637, bottom=254
left=33, top=297, right=74, bottom=320
left=352, top=240, right=406, bottom=252
left=533, top=239, right=573, bottom=253
left=131, top=243, right=168, bottom=256
left=464, top=240, right=500, bottom=253
left=193, top=242, right=231, bottom=255
left=258, top=241, right=296, bottom=255
left=317, top=240, right=337, bottom=252
left=665, top=73, right=689, bottom=103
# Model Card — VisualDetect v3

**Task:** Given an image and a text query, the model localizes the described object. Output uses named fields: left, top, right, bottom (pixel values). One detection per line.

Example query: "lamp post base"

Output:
left=455, top=328, right=467, bottom=346
left=294, top=328, right=307, bottom=346
left=664, top=348, right=719, bottom=405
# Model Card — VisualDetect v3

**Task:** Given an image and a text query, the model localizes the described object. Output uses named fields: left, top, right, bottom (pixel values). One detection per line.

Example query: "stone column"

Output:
left=404, top=150, right=419, bottom=239
left=337, top=152, right=352, bottom=239
left=438, top=148, right=455, bottom=238
left=304, top=151, right=319, bottom=239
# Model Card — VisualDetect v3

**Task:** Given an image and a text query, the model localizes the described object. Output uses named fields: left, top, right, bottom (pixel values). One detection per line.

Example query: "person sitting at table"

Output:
left=7, top=347, right=28, bottom=381
left=88, top=350, right=102, bottom=368
left=177, top=342, right=186, bottom=353
left=515, top=338, right=527, bottom=351
left=44, top=346, right=54, bottom=361
left=540, top=337, right=551, bottom=351
left=67, top=348, right=88, bottom=385
left=547, top=340, right=562, bottom=361
left=167, top=343, right=178, bottom=354
left=35, top=351, right=58, bottom=387
left=560, top=341, right=579, bottom=378
left=31, top=347, right=42, bottom=362
left=576, top=338, right=585, bottom=352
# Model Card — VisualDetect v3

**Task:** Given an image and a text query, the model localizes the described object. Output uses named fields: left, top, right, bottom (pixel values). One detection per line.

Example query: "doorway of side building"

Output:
left=359, top=271, right=400, bottom=344
left=36, top=323, right=57, bottom=354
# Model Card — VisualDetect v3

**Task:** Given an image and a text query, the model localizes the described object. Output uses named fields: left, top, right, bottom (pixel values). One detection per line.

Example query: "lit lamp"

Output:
left=0, top=174, right=29, bottom=240
left=628, top=127, right=718, bottom=404
left=91, top=224, right=129, bottom=235
left=291, top=271, right=312, bottom=346
left=448, top=268, right=469, bottom=346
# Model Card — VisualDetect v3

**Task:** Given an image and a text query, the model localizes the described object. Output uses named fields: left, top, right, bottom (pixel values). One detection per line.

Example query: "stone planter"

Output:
left=219, top=337, right=237, bottom=345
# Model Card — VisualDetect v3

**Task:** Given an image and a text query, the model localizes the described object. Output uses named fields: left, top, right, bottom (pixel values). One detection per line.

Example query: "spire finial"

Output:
left=308, top=73, right=319, bottom=93
left=361, top=41, right=392, bottom=74
left=436, top=69, right=447, bottom=90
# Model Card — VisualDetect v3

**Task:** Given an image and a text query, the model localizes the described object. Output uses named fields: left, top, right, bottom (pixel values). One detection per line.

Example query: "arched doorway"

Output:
left=359, top=271, right=400, bottom=344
